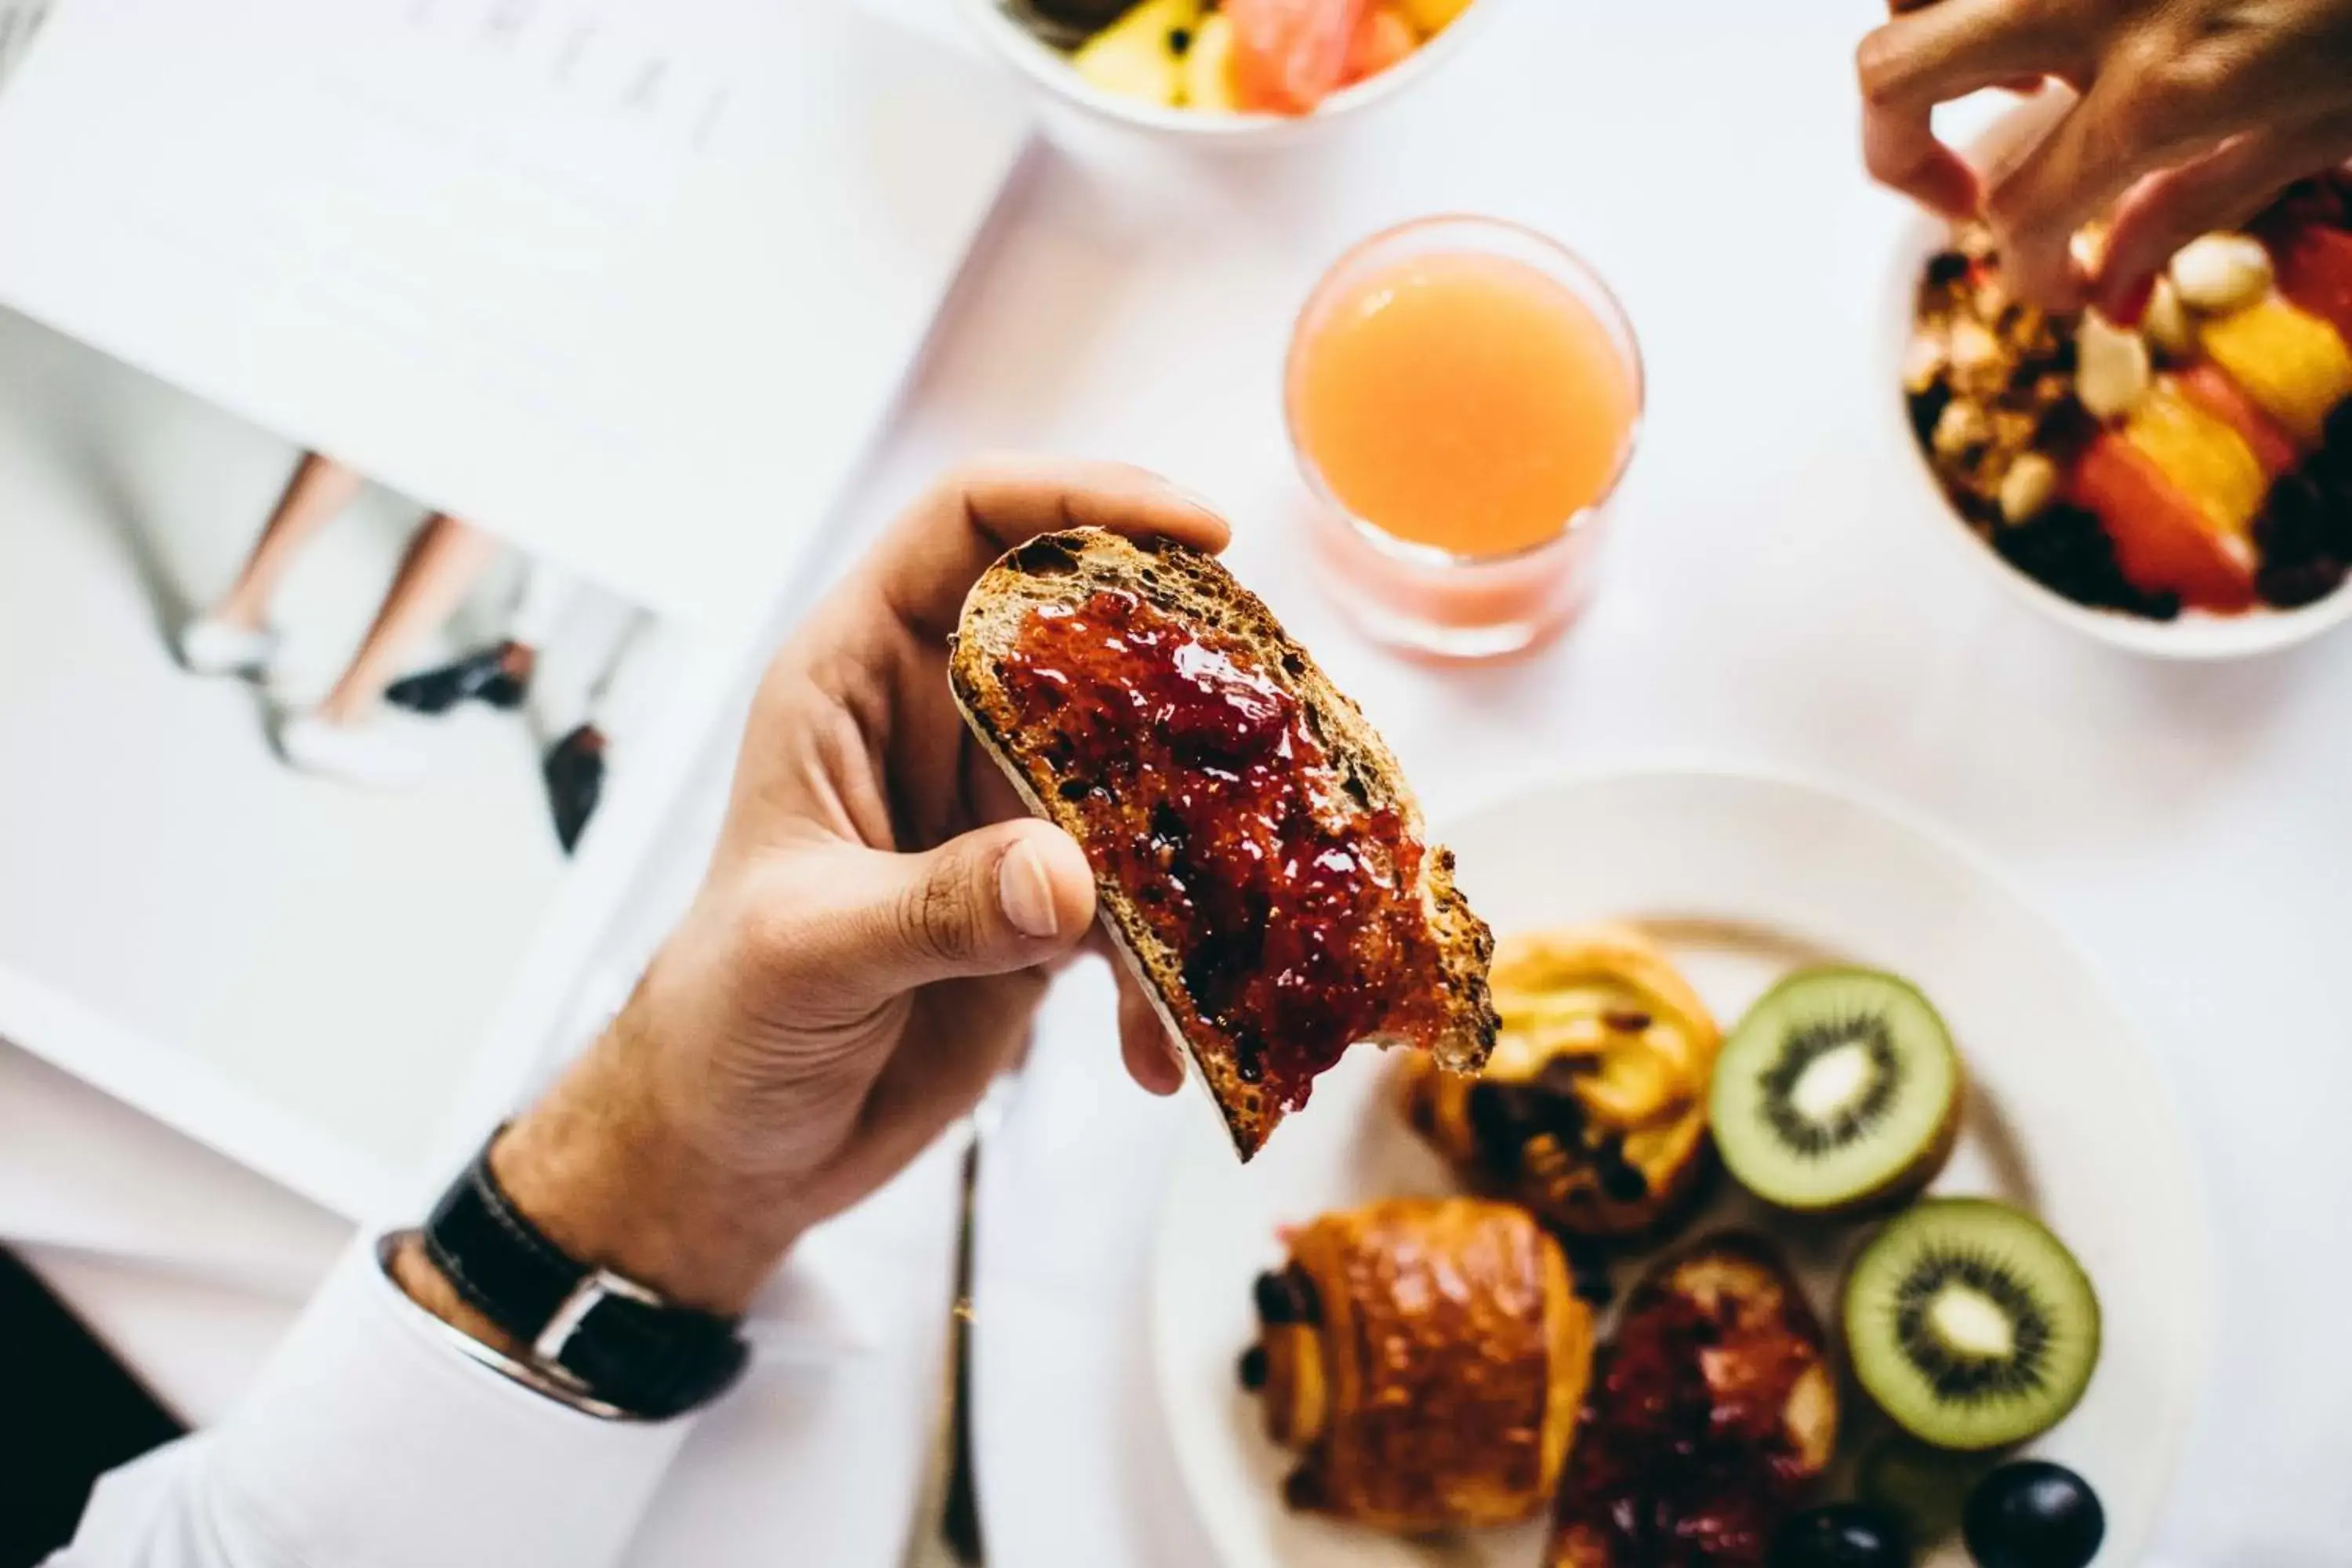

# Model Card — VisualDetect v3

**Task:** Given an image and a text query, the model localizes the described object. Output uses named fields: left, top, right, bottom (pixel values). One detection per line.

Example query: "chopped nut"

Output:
left=1932, top=397, right=1991, bottom=458
left=2076, top=311, right=2152, bottom=419
left=2143, top=276, right=2196, bottom=358
left=1998, top=452, right=2059, bottom=523
left=2169, top=233, right=2272, bottom=314
left=1947, top=318, right=2006, bottom=396
left=1993, top=405, right=2036, bottom=443
left=1901, top=325, right=1948, bottom=394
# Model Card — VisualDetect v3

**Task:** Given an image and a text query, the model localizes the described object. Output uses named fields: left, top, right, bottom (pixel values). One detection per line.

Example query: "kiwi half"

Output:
left=1845, top=1199, right=2102, bottom=1451
left=1709, top=967, right=1962, bottom=1211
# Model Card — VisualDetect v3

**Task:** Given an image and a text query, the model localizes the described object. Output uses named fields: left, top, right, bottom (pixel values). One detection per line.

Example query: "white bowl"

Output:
left=951, top=0, right=1501, bottom=147
left=1886, top=101, right=2352, bottom=660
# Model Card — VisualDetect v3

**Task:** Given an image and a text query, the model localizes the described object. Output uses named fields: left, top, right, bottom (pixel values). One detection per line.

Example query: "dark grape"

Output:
left=1767, top=1503, right=1911, bottom=1568
left=1962, top=1461, right=2104, bottom=1568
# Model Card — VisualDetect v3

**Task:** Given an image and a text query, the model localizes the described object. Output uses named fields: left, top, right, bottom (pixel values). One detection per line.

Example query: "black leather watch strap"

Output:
left=422, top=1137, right=749, bottom=1420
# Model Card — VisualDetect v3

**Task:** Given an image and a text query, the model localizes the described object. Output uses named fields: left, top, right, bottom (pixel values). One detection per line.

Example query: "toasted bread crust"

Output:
left=948, top=528, right=1495, bottom=1158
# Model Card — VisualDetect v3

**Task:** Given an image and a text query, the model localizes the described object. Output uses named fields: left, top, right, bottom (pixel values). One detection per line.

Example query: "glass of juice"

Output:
left=1286, top=216, right=1643, bottom=659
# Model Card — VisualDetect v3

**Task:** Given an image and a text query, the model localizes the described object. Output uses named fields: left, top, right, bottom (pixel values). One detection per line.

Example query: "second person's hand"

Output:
left=1859, top=0, right=2352, bottom=314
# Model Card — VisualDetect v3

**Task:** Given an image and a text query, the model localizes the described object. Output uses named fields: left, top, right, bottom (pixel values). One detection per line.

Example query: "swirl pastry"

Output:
left=1240, top=1197, right=1593, bottom=1534
left=1399, top=924, right=1719, bottom=1237
left=1548, top=1236, right=1838, bottom=1566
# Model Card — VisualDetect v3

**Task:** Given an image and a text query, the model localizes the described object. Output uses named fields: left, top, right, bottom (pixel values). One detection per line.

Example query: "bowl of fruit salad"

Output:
left=1899, top=176, right=2352, bottom=659
left=956, top=0, right=1492, bottom=140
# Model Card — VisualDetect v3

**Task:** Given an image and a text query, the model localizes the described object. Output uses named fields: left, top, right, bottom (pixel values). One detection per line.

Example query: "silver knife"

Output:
left=901, top=1089, right=1003, bottom=1567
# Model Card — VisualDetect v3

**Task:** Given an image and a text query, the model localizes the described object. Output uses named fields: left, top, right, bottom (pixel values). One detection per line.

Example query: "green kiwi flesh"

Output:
left=1844, top=1198, right=2102, bottom=1451
left=1710, top=966, right=1961, bottom=1210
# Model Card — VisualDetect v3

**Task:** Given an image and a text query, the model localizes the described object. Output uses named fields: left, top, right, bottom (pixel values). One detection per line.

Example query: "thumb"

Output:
left=818, top=818, right=1098, bottom=1000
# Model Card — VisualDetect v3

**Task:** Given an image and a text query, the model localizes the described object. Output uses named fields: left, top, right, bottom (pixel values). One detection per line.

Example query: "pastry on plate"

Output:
left=951, top=528, right=1496, bottom=1160
left=1548, top=1236, right=1838, bottom=1566
left=1240, top=1196, right=1593, bottom=1533
left=1398, top=923, right=1718, bottom=1236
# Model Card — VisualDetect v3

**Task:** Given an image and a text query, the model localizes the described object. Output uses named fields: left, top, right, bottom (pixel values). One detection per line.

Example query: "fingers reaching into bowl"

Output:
left=1858, top=0, right=2352, bottom=314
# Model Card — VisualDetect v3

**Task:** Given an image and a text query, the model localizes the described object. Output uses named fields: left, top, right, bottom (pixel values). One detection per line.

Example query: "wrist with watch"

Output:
left=387, top=1134, right=753, bottom=1421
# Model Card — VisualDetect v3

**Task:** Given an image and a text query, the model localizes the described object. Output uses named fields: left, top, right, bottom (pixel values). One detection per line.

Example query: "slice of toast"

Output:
left=949, top=528, right=1495, bottom=1159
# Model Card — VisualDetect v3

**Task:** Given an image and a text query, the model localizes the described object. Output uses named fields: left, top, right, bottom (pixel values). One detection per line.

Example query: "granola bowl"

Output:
left=1891, top=102, right=2352, bottom=660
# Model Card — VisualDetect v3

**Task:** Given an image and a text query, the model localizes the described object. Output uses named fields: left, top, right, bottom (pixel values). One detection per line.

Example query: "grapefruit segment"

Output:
left=1229, top=0, right=1368, bottom=113
left=1340, top=4, right=1418, bottom=84
left=2066, top=432, right=2258, bottom=612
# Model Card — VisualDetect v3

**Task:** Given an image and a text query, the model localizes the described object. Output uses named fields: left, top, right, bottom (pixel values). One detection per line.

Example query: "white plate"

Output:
left=1152, top=768, right=2209, bottom=1568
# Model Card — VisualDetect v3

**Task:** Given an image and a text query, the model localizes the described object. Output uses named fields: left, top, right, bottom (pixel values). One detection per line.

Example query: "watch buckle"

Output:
left=534, top=1266, right=666, bottom=1367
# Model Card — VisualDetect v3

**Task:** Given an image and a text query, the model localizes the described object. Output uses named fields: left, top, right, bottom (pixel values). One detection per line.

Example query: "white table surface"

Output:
left=13, top=1, right=2352, bottom=1564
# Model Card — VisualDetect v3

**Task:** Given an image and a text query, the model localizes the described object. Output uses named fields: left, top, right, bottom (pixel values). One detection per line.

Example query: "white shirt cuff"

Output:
left=202, top=1236, right=699, bottom=1568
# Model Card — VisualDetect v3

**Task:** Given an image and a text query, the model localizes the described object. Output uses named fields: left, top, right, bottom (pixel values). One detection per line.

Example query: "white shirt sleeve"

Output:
left=53, top=1240, right=698, bottom=1568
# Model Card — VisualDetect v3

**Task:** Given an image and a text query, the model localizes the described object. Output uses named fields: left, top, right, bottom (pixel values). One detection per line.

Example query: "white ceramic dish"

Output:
left=952, top=0, right=1501, bottom=146
left=1152, top=768, right=2209, bottom=1568
left=1887, top=95, right=2352, bottom=659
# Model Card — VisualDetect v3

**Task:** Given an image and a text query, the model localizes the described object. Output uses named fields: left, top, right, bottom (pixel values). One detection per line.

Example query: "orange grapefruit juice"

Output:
left=1290, top=248, right=1638, bottom=557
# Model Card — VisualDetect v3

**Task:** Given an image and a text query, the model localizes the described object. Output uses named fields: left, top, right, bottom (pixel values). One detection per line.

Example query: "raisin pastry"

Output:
left=1399, top=924, right=1719, bottom=1238
left=1240, top=1197, right=1593, bottom=1534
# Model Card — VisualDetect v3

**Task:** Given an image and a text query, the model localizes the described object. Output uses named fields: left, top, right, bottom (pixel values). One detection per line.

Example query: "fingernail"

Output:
left=1170, top=483, right=1223, bottom=518
left=999, top=841, right=1061, bottom=939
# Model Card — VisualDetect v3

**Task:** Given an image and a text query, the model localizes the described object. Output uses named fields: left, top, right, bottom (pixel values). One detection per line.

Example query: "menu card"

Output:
left=0, top=0, right=1031, bottom=1217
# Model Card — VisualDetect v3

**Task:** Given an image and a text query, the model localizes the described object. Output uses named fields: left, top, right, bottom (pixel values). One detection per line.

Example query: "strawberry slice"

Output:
left=2067, top=432, right=2259, bottom=612
left=2267, top=221, right=2352, bottom=346
left=2173, top=363, right=2304, bottom=475
left=1229, top=0, right=1369, bottom=114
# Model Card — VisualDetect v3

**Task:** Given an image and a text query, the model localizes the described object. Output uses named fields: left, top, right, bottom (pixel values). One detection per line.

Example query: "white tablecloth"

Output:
left=14, top=1, right=2352, bottom=1563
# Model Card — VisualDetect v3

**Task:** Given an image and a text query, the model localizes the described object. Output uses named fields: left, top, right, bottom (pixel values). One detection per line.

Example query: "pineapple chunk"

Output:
left=1073, top=0, right=1203, bottom=107
left=1182, top=11, right=1241, bottom=111
left=2122, top=379, right=2270, bottom=536
left=2197, top=297, right=2352, bottom=445
left=1399, top=0, right=1474, bottom=33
